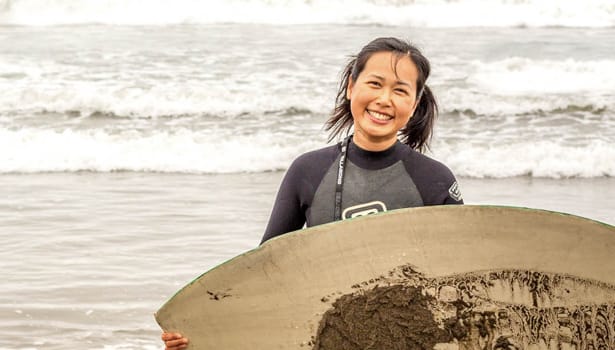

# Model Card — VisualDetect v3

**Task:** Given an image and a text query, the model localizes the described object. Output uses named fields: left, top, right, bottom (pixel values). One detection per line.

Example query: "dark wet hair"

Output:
left=325, top=37, right=437, bottom=153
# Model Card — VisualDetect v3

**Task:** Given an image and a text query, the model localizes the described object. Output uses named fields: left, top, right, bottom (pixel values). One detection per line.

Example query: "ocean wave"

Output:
left=3, top=55, right=614, bottom=120
left=19, top=106, right=318, bottom=122
left=433, top=57, right=615, bottom=116
left=444, top=103, right=611, bottom=120
left=440, top=97, right=614, bottom=120
left=464, top=57, right=615, bottom=95
left=0, top=0, right=613, bottom=27
left=1, top=127, right=612, bottom=178
left=2, top=85, right=612, bottom=123
left=0, top=127, right=324, bottom=174
left=0, top=80, right=331, bottom=120
left=434, top=139, right=615, bottom=178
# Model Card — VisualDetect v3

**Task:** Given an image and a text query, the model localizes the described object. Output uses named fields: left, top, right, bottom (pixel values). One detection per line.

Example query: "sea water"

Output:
left=1, top=0, right=614, bottom=349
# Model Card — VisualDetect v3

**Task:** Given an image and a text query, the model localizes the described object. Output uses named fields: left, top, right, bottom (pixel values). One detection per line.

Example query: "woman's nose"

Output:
left=376, top=88, right=392, bottom=105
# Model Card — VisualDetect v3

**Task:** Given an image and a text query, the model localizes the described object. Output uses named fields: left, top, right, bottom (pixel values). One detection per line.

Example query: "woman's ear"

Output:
left=346, top=77, right=354, bottom=100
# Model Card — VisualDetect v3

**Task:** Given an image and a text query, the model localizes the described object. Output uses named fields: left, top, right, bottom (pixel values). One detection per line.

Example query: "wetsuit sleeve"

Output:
left=403, top=150, right=464, bottom=205
left=423, top=170, right=464, bottom=205
left=260, top=145, right=339, bottom=244
left=260, top=159, right=307, bottom=244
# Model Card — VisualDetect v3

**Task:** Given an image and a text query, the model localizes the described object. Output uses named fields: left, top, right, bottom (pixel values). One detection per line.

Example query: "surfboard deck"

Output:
left=155, top=205, right=615, bottom=349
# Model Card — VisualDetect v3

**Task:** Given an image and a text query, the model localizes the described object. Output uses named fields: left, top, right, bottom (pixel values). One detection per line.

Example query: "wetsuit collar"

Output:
left=348, top=138, right=402, bottom=170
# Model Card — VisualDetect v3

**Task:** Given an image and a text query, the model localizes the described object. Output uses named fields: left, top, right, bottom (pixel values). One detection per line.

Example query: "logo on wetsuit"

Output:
left=448, top=181, right=462, bottom=202
left=342, top=201, right=387, bottom=220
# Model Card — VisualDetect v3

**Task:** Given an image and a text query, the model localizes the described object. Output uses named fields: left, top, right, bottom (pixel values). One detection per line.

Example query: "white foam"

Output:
left=1, top=126, right=613, bottom=178
left=0, top=0, right=613, bottom=27
left=0, top=58, right=335, bottom=118
left=3, top=56, right=614, bottom=120
left=433, top=139, right=615, bottom=178
left=466, top=57, right=615, bottom=95
left=0, top=81, right=331, bottom=120
left=438, top=87, right=614, bottom=117
left=433, top=57, right=615, bottom=116
left=0, top=127, right=324, bottom=173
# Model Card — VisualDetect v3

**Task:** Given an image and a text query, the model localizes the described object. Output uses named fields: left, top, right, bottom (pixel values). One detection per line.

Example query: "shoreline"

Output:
left=1, top=171, right=612, bottom=225
left=459, top=176, right=614, bottom=225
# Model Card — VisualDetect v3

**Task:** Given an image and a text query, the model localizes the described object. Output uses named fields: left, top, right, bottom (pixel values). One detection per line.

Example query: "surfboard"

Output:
left=155, top=205, right=615, bottom=349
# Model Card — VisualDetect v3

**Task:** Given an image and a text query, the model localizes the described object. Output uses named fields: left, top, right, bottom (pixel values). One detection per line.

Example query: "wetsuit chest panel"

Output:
left=308, top=158, right=423, bottom=227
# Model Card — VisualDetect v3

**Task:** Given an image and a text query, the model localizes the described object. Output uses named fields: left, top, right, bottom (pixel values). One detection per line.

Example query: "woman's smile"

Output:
left=366, top=109, right=394, bottom=123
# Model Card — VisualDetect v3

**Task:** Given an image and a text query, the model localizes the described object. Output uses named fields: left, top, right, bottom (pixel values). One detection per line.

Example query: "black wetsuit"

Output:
left=261, top=139, right=463, bottom=243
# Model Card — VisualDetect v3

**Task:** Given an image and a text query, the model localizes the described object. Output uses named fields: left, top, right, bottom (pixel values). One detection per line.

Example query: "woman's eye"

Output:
left=367, top=81, right=381, bottom=87
left=395, top=88, right=409, bottom=95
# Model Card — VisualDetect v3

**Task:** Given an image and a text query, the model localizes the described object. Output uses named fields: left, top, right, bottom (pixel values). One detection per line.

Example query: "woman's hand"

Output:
left=161, top=332, right=189, bottom=350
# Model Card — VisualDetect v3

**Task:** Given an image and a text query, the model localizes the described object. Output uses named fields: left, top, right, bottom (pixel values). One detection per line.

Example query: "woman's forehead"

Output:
left=362, top=51, right=418, bottom=82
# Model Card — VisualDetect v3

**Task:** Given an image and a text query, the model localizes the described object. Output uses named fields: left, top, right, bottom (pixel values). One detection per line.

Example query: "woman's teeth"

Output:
left=368, top=110, right=393, bottom=121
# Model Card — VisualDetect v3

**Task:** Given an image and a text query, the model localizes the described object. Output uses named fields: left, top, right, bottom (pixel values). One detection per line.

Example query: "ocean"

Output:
left=1, top=0, right=614, bottom=349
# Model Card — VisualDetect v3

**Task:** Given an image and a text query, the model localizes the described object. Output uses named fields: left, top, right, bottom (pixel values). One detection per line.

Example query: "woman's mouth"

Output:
left=367, top=110, right=393, bottom=122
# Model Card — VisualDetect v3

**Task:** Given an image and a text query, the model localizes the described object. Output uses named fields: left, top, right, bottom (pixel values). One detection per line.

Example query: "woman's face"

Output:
left=347, top=51, right=419, bottom=150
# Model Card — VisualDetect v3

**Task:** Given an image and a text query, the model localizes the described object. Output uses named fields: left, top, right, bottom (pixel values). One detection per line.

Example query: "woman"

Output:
left=261, top=36, right=463, bottom=243
left=162, top=36, right=463, bottom=350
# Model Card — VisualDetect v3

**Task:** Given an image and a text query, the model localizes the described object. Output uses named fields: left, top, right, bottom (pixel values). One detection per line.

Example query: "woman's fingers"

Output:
left=161, top=332, right=188, bottom=350
left=166, top=345, right=188, bottom=350
left=166, top=338, right=188, bottom=347
left=161, top=332, right=182, bottom=340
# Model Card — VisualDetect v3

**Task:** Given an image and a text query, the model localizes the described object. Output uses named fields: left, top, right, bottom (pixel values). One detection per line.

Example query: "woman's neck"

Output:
left=352, top=133, right=397, bottom=152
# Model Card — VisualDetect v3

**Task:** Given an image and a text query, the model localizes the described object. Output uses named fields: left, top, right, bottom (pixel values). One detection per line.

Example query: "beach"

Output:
left=1, top=0, right=614, bottom=349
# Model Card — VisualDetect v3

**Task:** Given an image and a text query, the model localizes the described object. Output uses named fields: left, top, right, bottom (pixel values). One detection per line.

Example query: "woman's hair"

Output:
left=325, top=37, right=437, bottom=153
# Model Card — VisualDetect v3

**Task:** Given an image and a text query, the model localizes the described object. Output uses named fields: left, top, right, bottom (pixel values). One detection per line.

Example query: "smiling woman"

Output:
left=161, top=36, right=463, bottom=350
left=347, top=51, right=419, bottom=151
